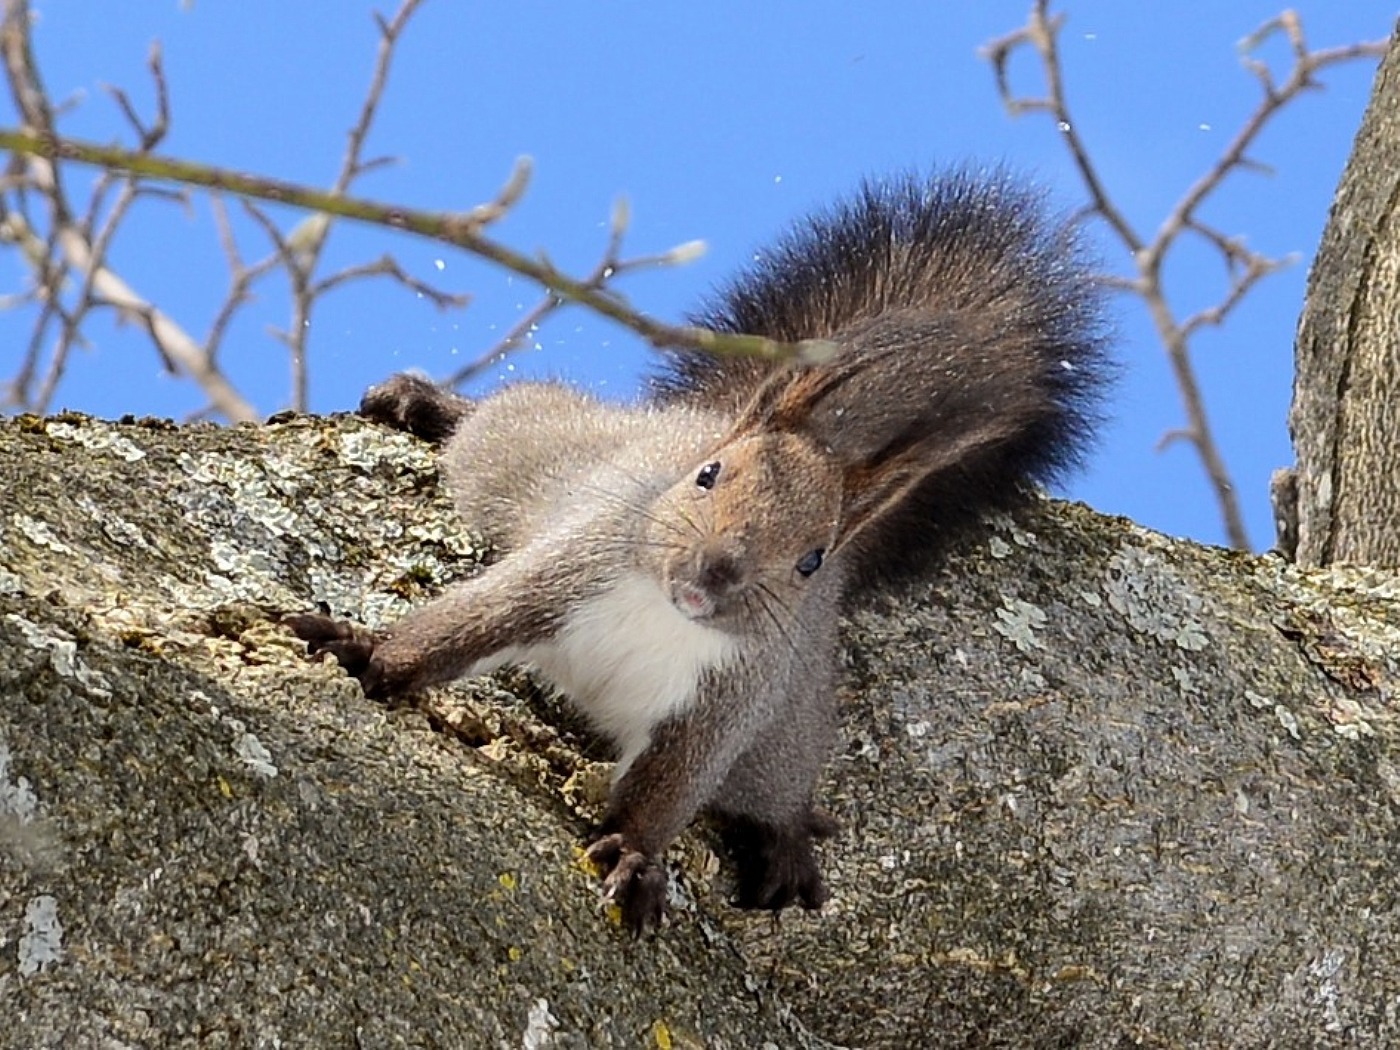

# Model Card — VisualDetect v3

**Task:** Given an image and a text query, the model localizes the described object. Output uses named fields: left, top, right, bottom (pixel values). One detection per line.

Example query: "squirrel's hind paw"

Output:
left=722, top=811, right=833, bottom=912
left=359, top=372, right=471, bottom=445
left=586, top=833, right=668, bottom=936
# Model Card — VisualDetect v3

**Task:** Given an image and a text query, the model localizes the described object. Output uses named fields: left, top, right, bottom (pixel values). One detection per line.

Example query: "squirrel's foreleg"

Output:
left=287, top=546, right=569, bottom=695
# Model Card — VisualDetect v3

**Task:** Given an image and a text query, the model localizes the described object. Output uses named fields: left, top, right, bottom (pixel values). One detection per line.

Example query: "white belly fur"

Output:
left=473, top=573, right=737, bottom=771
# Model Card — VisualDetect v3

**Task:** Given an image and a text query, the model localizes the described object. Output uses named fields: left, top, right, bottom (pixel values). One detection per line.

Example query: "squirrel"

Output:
left=286, top=170, right=1109, bottom=934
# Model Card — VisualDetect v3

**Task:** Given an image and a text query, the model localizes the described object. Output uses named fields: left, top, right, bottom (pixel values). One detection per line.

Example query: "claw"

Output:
left=585, top=833, right=668, bottom=935
left=585, top=832, right=625, bottom=871
left=283, top=613, right=353, bottom=648
left=282, top=613, right=384, bottom=696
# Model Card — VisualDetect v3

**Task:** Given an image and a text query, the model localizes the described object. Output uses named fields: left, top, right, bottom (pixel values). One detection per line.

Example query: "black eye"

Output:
left=795, top=548, right=825, bottom=577
left=695, top=461, right=721, bottom=490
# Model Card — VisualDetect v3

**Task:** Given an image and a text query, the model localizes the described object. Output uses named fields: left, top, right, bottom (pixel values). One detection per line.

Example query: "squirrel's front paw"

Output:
left=585, top=833, right=668, bottom=935
left=283, top=614, right=389, bottom=698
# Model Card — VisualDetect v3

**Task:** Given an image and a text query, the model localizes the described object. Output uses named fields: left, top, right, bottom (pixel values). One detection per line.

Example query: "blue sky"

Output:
left=2, top=2, right=1394, bottom=550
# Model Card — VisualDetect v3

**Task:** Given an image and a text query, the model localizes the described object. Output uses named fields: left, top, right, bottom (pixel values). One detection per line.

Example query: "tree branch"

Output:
left=0, top=128, right=819, bottom=366
left=983, top=1, right=1388, bottom=550
left=443, top=196, right=704, bottom=387
left=1, top=0, right=260, bottom=420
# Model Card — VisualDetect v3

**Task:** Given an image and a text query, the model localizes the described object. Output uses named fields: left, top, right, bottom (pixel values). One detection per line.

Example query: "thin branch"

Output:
left=1147, top=18, right=1387, bottom=279
left=1, top=0, right=259, bottom=420
left=336, top=0, right=422, bottom=193
left=1180, top=253, right=1296, bottom=341
left=982, top=3, right=1388, bottom=550
left=204, top=194, right=280, bottom=365
left=0, top=128, right=815, bottom=365
left=5, top=222, right=64, bottom=407
left=982, top=2, right=1144, bottom=254
left=50, top=207, right=258, bottom=417
left=0, top=0, right=816, bottom=422
left=2, top=161, right=260, bottom=419
left=461, top=155, right=533, bottom=228
left=33, top=176, right=149, bottom=408
left=102, top=39, right=170, bottom=151
left=1, top=0, right=67, bottom=219
left=450, top=295, right=558, bottom=387
left=0, top=0, right=468, bottom=419
left=312, top=255, right=472, bottom=308
left=444, top=196, right=704, bottom=387
left=250, top=0, right=453, bottom=411
left=239, top=198, right=317, bottom=409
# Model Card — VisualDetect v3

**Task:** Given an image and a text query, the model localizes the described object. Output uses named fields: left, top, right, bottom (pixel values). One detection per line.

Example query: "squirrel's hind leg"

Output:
left=360, top=372, right=473, bottom=444
left=709, top=696, right=840, bottom=912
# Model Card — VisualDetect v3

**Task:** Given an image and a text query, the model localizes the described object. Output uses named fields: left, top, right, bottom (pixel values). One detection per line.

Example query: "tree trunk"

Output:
left=3, top=412, right=1400, bottom=1048
left=1288, top=20, right=1400, bottom=566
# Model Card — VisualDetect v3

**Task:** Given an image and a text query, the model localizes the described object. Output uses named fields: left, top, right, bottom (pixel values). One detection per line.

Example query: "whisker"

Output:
left=569, top=477, right=697, bottom=541
left=751, top=581, right=800, bottom=656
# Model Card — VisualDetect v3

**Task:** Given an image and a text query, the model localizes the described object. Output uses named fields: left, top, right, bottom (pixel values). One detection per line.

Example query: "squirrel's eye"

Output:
left=695, top=461, right=721, bottom=490
left=795, top=548, right=825, bottom=577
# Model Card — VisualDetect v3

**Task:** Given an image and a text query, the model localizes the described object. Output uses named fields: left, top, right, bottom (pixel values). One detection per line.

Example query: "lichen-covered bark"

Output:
left=2, top=412, right=1399, bottom=1048
left=1289, top=20, right=1400, bottom=567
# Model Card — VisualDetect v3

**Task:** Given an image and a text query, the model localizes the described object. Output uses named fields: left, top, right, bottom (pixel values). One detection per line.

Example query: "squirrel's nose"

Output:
left=696, top=546, right=744, bottom=595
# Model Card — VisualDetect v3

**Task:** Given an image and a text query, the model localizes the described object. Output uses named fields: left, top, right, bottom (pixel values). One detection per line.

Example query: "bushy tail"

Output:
left=650, top=169, right=1112, bottom=592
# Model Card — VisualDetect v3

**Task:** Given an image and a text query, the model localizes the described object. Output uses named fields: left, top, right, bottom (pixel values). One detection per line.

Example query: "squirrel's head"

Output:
left=645, top=431, right=843, bottom=627
left=645, top=327, right=1055, bottom=621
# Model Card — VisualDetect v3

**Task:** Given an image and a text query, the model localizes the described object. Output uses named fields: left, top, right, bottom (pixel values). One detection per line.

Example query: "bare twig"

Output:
left=37, top=175, right=146, bottom=408
left=0, top=128, right=813, bottom=365
left=103, top=40, right=169, bottom=150
left=1, top=0, right=260, bottom=419
left=982, top=2, right=1388, bottom=550
left=312, top=256, right=472, bottom=308
left=255, top=0, right=432, bottom=411
left=982, top=6, right=1143, bottom=254
left=1, top=0, right=817, bottom=421
left=444, top=196, right=705, bottom=387
left=204, top=194, right=280, bottom=366
left=12, top=196, right=261, bottom=418
left=0, top=0, right=478, bottom=419
left=461, top=155, right=534, bottom=229
left=337, top=0, right=422, bottom=194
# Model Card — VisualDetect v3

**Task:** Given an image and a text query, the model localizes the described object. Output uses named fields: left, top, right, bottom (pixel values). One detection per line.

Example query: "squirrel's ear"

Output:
left=790, top=315, right=1050, bottom=557
left=830, top=414, right=1023, bottom=556
left=728, top=363, right=810, bottom=436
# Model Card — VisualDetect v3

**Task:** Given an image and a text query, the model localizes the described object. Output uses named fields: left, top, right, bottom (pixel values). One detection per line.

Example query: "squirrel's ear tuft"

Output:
left=830, top=412, right=1023, bottom=558
left=793, top=314, right=1060, bottom=564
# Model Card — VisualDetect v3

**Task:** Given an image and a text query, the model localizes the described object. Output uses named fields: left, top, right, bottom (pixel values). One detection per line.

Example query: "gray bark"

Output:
left=3, top=412, right=1400, bottom=1048
left=1288, top=20, right=1400, bottom=567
